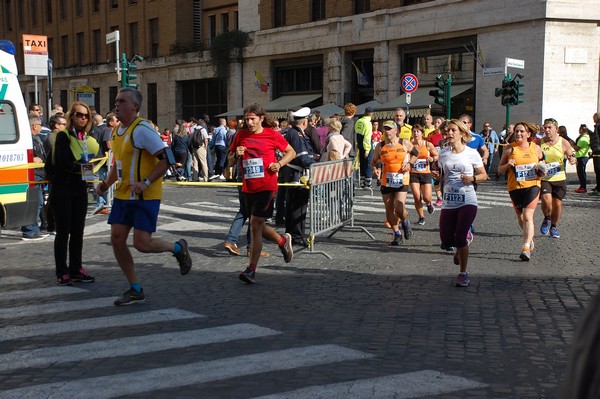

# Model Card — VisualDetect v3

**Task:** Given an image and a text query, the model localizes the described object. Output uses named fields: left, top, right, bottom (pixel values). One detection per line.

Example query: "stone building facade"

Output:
left=2, top=0, right=599, bottom=133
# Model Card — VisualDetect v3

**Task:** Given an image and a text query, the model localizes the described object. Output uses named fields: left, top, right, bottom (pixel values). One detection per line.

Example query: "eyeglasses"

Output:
left=74, top=112, right=89, bottom=119
left=461, top=120, right=471, bottom=124
left=30, top=123, right=42, bottom=127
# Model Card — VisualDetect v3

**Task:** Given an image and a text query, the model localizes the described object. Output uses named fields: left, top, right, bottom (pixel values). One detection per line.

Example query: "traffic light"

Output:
left=429, top=75, right=446, bottom=106
left=509, top=74, right=524, bottom=105
left=495, top=75, right=515, bottom=106
left=120, top=53, right=143, bottom=89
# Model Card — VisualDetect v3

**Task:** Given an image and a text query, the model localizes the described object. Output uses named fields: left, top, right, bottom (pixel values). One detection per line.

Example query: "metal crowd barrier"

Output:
left=307, top=158, right=374, bottom=259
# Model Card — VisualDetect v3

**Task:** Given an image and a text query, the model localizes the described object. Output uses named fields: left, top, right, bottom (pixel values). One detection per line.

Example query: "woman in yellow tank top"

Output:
left=497, top=122, right=544, bottom=262
left=371, top=120, right=414, bottom=245
left=409, top=124, right=439, bottom=225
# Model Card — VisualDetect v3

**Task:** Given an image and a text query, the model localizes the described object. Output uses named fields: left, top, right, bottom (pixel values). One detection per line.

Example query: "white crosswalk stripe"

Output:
left=0, top=279, right=487, bottom=398
left=0, top=308, right=201, bottom=341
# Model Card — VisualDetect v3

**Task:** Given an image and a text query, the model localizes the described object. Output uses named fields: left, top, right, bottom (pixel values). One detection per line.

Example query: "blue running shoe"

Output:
left=402, top=221, right=413, bottom=240
left=540, top=218, right=550, bottom=235
left=239, top=267, right=256, bottom=284
left=550, top=226, right=560, bottom=238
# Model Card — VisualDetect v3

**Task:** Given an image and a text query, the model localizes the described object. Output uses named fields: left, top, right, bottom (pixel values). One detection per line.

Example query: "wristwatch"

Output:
left=142, top=178, right=152, bottom=187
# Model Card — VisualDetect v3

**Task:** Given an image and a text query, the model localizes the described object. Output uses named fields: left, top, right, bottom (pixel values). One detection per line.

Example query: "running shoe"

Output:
left=114, top=288, right=145, bottom=306
left=391, top=233, right=402, bottom=246
left=440, top=243, right=455, bottom=252
left=540, top=218, right=550, bottom=235
left=574, top=187, right=587, bottom=193
left=417, top=217, right=425, bottom=226
left=589, top=190, right=600, bottom=197
left=550, top=226, right=560, bottom=238
left=520, top=245, right=531, bottom=262
left=70, top=268, right=95, bottom=283
left=57, top=275, right=73, bottom=286
left=401, top=221, right=413, bottom=240
left=280, top=233, right=294, bottom=263
left=426, top=203, right=435, bottom=215
left=174, top=239, right=192, bottom=275
left=466, top=230, right=474, bottom=246
left=224, top=241, right=241, bottom=256
left=455, top=272, right=470, bottom=288
left=434, top=199, right=443, bottom=207
left=239, top=267, right=256, bottom=284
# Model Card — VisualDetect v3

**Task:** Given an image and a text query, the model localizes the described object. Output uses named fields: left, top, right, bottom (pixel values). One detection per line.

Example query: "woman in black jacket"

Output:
left=48, top=102, right=99, bottom=286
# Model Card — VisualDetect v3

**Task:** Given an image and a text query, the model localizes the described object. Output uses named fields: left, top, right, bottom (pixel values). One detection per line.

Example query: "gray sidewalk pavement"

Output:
left=0, top=177, right=598, bottom=398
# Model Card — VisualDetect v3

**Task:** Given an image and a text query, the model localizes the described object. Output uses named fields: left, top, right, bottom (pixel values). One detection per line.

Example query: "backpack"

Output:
left=190, top=127, right=205, bottom=149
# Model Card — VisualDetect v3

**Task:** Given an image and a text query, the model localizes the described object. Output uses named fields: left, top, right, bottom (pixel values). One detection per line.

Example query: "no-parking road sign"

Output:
left=401, top=73, right=419, bottom=93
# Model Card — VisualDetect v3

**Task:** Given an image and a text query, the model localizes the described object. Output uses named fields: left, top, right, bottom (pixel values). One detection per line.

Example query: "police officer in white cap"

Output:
left=281, top=107, right=315, bottom=247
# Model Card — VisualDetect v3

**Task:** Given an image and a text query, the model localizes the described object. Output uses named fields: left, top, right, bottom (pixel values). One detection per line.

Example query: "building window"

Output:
left=181, top=79, right=227, bottom=120
left=355, top=0, right=369, bottom=13
left=93, top=0, right=100, bottom=12
left=147, top=83, right=157, bottom=124
left=47, top=37, right=54, bottom=61
left=274, top=0, right=285, bottom=27
left=149, top=18, right=159, bottom=58
left=76, top=0, right=83, bottom=16
left=208, top=15, right=216, bottom=44
left=60, top=90, right=68, bottom=109
left=5, top=0, right=13, bottom=31
left=234, top=11, right=238, bottom=30
left=60, top=35, right=69, bottom=67
left=110, top=0, right=118, bottom=9
left=59, top=0, right=67, bottom=19
left=31, top=0, right=38, bottom=25
left=76, top=32, right=84, bottom=66
left=46, top=0, right=53, bottom=23
left=311, top=0, right=325, bottom=21
left=221, top=13, right=229, bottom=33
left=129, top=22, right=138, bottom=55
left=274, top=61, right=323, bottom=96
left=93, top=30, right=101, bottom=64
left=17, top=0, right=24, bottom=28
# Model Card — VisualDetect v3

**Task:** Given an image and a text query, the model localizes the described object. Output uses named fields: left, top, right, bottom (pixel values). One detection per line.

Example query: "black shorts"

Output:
left=541, top=180, right=567, bottom=200
left=410, top=173, right=432, bottom=185
left=380, top=185, right=409, bottom=195
left=244, top=190, right=276, bottom=218
left=509, top=186, right=541, bottom=211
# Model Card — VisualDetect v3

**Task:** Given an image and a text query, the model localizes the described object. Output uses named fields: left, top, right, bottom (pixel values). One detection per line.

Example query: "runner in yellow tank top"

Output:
left=371, top=120, right=414, bottom=245
left=409, top=124, right=439, bottom=225
left=538, top=118, right=576, bottom=239
left=498, top=122, right=544, bottom=261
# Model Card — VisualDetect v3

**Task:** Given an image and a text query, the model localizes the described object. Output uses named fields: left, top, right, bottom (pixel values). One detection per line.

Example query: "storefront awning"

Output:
left=355, top=100, right=382, bottom=116
left=376, top=84, right=473, bottom=119
left=215, top=107, right=244, bottom=117
left=311, top=103, right=344, bottom=117
left=264, top=93, right=322, bottom=113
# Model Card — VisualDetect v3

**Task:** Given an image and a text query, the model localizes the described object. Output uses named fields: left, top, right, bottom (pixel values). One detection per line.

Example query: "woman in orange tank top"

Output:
left=497, top=122, right=544, bottom=262
left=371, top=120, right=414, bottom=245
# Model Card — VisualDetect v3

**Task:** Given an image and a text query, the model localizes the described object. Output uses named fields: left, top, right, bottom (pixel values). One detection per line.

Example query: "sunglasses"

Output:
left=74, top=112, right=89, bottom=119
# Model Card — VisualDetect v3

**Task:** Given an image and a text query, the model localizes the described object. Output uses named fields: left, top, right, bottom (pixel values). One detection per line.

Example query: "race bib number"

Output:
left=515, top=163, right=536, bottom=181
left=545, top=162, right=561, bottom=177
left=243, top=158, right=264, bottom=179
left=443, top=192, right=466, bottom=205
left=412, top=159, right=427, bottom=172
left=386, top=172, right=403, bottom=188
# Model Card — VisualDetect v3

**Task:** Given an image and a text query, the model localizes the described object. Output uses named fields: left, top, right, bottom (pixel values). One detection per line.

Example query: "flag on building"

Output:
left=352, top=62, right=369, bottom=86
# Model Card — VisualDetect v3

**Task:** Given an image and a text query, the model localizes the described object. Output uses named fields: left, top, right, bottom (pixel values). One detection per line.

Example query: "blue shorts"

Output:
left=108, top=199, right=161, bottom=232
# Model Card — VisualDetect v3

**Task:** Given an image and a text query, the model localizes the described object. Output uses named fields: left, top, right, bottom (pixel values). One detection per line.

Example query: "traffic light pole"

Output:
left=505, top=103, right=511, bottom=134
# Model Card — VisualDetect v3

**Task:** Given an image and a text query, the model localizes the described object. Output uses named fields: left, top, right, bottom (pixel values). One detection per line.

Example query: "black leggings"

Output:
left=50, top=185, right=88, bottom=277
left=439, top=205, right=478, bottom=249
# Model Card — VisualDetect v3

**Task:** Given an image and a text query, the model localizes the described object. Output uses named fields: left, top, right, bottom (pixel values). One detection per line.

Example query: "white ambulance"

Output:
left=0, top=40, right=39, bottom=230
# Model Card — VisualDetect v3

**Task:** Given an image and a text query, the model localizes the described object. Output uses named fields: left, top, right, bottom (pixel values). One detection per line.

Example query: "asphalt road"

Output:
left=0, top=176, right=598, bottom=398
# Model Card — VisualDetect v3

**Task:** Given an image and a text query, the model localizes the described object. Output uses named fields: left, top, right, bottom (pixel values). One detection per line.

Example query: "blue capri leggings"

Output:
left=439, top=205, right=478, bottom=249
